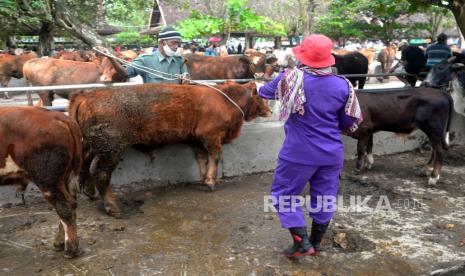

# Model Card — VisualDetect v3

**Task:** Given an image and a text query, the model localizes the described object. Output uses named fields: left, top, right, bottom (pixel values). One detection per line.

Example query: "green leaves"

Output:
left=177, top=11, right=224, bottom=40
left=176, top=0, right=285, bottom=40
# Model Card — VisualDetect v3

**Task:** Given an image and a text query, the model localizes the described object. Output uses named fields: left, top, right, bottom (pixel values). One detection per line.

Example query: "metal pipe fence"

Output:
left=0, top=71, right=423, bottom=94
left=0, top=71, right=426, bottom=112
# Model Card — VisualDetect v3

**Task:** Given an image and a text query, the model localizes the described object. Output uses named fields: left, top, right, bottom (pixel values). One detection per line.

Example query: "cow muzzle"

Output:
left=99, top=75, right=112, bottom=83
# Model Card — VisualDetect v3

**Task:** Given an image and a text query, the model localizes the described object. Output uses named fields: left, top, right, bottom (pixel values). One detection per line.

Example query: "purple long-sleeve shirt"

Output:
left=259, top=71, right=356, bottom=166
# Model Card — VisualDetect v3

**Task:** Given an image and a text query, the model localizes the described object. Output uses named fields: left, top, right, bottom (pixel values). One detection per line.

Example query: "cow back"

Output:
left=184, top=54, right=255, bottom=80
left=333, top=52, right=369, bottom=75
left=69, top=82, right=270, bottom=146
left=353, top=88, right=451, bottom=135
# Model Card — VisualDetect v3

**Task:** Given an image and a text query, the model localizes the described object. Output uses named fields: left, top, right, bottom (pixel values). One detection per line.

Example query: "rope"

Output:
left=92, top=47, right=245, bottom=117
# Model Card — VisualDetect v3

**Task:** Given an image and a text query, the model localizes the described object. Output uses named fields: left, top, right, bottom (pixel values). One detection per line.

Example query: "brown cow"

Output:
left=0, top=52, right=38, bottom=98
left=184, top=52, right=267, bottom=80
left=117, top=50, right=138, bottom=61
left=54, top=50, right=84, bottom=61
left=360, top=48, right=375, bottom=67
left=68, top=82, right=272, bottom=217
left=0, top=107, right=82, bottom=258
left=53, top=50, right=96, bottom=62
left=23, top=56, right=126, bottom=106
left=377, top=44, right=397, bottom=82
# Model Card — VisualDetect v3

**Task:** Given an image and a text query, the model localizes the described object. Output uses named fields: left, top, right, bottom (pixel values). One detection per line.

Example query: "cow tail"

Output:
left=67, top=95, right=85, bottom=195
left=66, top=119, right=83, bottom=201
left=68, top=91, right=85, bottom=122
left=444, top=92, right=454, bottom=150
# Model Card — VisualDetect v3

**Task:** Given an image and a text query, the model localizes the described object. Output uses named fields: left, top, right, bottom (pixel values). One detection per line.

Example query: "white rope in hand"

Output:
left=93, top=47, right=245, bottom=118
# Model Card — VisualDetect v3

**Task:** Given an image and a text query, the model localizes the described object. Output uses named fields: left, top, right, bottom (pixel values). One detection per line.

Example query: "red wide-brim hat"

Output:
left=292, top=34, right=335, bottom=68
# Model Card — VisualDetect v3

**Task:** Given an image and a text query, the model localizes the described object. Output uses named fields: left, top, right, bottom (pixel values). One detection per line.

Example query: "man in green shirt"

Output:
left=106, top=26, right=189, bottom=84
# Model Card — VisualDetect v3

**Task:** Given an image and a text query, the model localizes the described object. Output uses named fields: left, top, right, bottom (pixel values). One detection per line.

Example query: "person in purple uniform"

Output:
left=256, top=34, right=363, bottom=258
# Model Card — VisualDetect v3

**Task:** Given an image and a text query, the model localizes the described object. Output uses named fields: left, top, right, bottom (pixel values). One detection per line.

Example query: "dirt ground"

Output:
left=1, top=145, right=465, bottom=276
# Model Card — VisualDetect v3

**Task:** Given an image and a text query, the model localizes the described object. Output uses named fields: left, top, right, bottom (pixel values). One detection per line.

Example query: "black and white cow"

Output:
left=422, top=53, right=465, bottom=117
left=350, top=88, right=453, bottom=185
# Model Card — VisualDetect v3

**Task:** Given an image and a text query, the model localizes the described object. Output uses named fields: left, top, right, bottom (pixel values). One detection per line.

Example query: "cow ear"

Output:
left=452, top=63, right=465, bottom=70
left=243, top=81, right=257, bottom=94
left=239, top=56, right=251, bottom=64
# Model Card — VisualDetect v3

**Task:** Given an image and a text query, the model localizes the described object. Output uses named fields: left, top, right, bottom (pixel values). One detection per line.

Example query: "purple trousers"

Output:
left=271, top=158, right=342, bottom=228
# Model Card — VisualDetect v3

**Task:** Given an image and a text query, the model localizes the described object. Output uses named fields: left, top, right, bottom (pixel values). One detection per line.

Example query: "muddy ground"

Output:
left=1, top=145, right=465, bottom=275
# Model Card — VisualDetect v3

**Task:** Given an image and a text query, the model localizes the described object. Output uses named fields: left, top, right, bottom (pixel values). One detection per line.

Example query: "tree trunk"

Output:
left=53, top=0, right=109, bottom=47
left=38, top=22, right=54, bottom=57
left=451, top=4, right=465, bottom=43
left=6, top=36, right=16, bottom=48
left=0, top=37, right=5, bottom=50
left=430, top=13, right=443, bottom=40
left=96, top=0, right=105, bottom=30
left=303, top=0, right=316, bottom=36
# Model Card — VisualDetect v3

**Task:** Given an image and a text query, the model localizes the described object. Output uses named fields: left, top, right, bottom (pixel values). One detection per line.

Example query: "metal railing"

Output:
left=0, top=71, right=423, bottom=94
left=0, top=71, right=426, bottom=113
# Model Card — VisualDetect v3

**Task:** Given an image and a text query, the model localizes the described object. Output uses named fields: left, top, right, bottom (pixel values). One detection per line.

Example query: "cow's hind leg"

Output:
left=358, top=77, right=366, bottom=89
left=37, top=91, right=54, bottom=106
left=94, top=151, right=123, bottom=218
left=356, top=135, right=370, bottom=172
left=204, top=138, right=222, bottom=191
left=421, top=150, right=435, bottom=177
left=365, top=134, right=374, bottom=170
left=192, top=143, right=208, bottom=182
left=23, top=147, right=79, bottom=257
left=40, top=185, right=79, bottom=258
left=80, top=146, right=98, bottom=199
left=428, top=140, right=444, bottom=185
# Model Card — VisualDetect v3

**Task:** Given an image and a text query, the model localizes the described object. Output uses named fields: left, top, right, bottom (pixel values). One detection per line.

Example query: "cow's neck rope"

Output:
left=92, top=47, right=245, bottom=118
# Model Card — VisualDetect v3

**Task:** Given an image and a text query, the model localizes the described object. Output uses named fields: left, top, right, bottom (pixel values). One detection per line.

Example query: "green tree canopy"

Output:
left=176, top=0, right=285, bottom=41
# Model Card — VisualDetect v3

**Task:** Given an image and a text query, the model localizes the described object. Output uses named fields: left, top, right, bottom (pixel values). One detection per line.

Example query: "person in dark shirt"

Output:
left=425, top=33, right=452, bottom=69
left=390, top=40, right=426, bottom=87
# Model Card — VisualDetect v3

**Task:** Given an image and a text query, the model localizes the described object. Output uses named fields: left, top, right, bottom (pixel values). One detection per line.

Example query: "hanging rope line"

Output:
left=93, top=47, right=245, bottom=118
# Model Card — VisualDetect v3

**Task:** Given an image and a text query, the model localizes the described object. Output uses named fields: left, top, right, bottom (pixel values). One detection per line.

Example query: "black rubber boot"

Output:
left=284, top=227, right=315, bottom=257
left=310, top=221, right=330, bottom=256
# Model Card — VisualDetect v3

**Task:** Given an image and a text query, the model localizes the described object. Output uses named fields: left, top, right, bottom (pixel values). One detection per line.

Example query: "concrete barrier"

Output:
left=2, top=111, right=465, bottom=204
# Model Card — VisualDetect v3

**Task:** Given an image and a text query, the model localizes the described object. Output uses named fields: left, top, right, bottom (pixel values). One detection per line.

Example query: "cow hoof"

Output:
left=108, top=210, right=122, bottom=219
left=419, top=167, right=433, bottom=177
left=352, top=168, right=362, bottom=175
left=204, top=178, right=217, bottom=192
left=105, top=207, right=122, bottom=219
left=428, top=176, right=440, bottom=185
left=63, top=247, right=81, bottom=259
left=3, top=92, right=11, bottom=99
left=205, top=183, right=216, bottom=192
left=53, top=241, right=65, bottom=252
left=83, top=186, right=97, bottom=200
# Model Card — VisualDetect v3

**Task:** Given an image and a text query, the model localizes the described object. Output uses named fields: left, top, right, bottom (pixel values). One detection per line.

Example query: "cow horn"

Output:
left=447, top=56, right=457, bottom=63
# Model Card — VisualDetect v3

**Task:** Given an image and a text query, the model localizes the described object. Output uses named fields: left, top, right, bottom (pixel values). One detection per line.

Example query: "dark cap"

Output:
left=158, top=26, right=182, bottom=41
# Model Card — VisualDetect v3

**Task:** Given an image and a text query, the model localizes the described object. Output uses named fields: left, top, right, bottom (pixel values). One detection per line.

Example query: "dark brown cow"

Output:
left=184, top=53, right=267, bottom=80
left=68, top=82, right=272, bottom=217
left=0, top=107, right=82, bottom=258
left=23, top=56, right=126, bottom=106
left=0, top=52, right=38, bottom=98
left=349, top=88, right=452, bottom=185
left=377, top=45, right=397, bottom=82
left=333, top=52, right=369, bottom=89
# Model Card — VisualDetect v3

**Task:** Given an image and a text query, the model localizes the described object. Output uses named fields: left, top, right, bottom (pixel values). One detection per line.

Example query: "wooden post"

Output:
left=274, top=37, right=281, bottom=49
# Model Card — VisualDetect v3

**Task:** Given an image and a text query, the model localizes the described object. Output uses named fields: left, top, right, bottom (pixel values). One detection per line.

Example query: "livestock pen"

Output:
left=1, top=77, right=465, bottom=274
